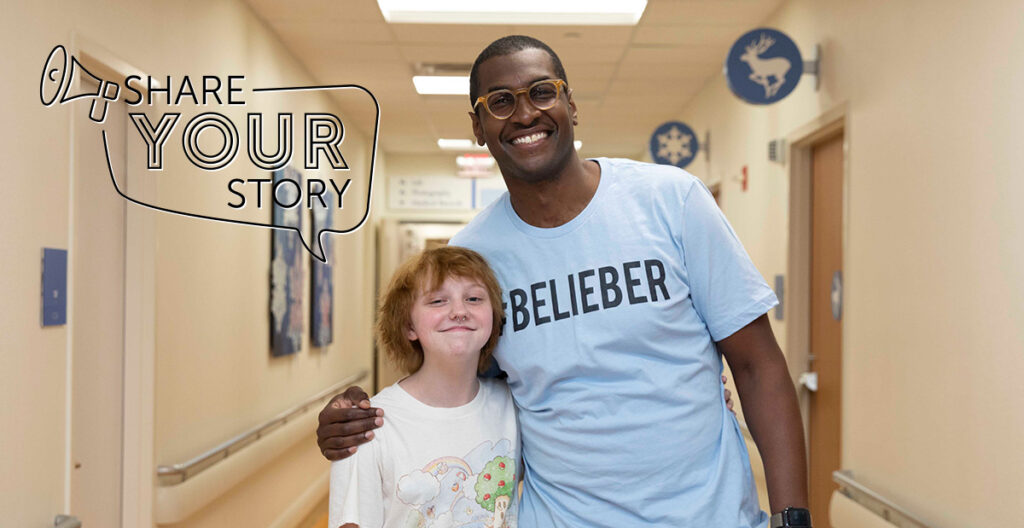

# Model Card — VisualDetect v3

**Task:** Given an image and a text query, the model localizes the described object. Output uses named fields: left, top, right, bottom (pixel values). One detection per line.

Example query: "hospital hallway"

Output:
left=2, top=1, right=1021, bottom=527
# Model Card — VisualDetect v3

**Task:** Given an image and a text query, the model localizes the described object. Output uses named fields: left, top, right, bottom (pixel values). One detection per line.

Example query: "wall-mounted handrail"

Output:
left=54, top=514, right=81, bottom=528
left=157, top=370, right=367, bottom=486
left=832, top=470, right=932, bottom=528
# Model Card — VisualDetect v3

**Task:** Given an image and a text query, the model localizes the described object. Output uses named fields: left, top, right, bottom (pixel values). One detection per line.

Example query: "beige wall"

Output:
left=2, top=4, right=80, bottom=525
left=676, top=1, right=1024, bottom=526
left=0, top=0, right=375, bottom=525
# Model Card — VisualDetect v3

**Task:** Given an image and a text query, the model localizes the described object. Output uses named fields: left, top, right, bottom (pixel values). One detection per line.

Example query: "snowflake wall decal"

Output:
left=657, top=126, right=692, bottom=164
left=649, top=121, right=699, bottom=169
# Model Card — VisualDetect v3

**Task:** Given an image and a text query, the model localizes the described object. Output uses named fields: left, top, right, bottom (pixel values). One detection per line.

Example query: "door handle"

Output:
left=798, top=371, right=818, bottom=392
left=831, top=270, right=842, bottom=321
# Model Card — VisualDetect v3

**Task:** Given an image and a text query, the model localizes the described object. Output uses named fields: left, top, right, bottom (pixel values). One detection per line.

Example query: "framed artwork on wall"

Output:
left=270, top=166, right=303, bottom=357
left=310, top=189, right=333, bottom=348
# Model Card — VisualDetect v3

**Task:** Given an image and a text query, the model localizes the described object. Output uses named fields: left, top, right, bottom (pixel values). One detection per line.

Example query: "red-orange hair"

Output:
left=376, top=246, right=503, bottom=375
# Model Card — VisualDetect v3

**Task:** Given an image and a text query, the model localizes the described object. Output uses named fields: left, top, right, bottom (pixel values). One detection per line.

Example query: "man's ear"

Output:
left=568, top=88, right=579, bottom=126
left=469, top=110, right=486, bottom=146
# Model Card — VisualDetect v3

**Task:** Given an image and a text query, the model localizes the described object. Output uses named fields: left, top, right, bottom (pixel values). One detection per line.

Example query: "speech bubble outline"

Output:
left=95, top=84, right=379, bottom=263
left=42, top=43, right=379, bottom=263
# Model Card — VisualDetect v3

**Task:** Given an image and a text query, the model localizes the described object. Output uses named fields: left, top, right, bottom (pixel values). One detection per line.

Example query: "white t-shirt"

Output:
left=329, top=377, right=520, bottom=528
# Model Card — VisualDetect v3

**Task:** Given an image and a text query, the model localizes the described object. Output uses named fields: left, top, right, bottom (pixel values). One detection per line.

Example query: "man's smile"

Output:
left=510, top=131, right=550, bottom=145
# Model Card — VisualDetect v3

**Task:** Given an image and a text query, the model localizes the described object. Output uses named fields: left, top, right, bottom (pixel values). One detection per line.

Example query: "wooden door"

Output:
left=70, top=78, right=127, bottom=527
left=808, top=133, right=843, bottom=527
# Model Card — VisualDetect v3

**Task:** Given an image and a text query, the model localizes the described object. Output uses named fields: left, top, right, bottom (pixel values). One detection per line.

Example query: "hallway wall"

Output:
left=0, top=1, right=375, bottom=525
left=675, top=0, right=1024, bottom=525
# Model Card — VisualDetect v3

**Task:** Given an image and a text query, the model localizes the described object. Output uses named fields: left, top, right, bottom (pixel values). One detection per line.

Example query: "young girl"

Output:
left=329, top=246, right=519, bottom=528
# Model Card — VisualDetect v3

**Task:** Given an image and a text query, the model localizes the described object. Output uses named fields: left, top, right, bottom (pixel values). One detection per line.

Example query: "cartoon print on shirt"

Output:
left=395, top=439, right=517, bottom=528
left=474, top=456, right=516, bottom=528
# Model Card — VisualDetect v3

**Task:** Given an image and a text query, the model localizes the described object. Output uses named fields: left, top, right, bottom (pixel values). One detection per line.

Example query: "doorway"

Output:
left=69, top=76, right=128, bottom=528
left=786, top=108, right=847, bottom=528
left=808, top=132, right=844, bottom=527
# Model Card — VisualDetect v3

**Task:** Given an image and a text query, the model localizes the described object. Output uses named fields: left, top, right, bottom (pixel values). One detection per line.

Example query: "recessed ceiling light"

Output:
left=438, top=139, right=487, bottom=151
left=438, top=139, right=580, bottom=151
left=413, top=75, right=469, bottom=95
left=377, top=0, right=647, bottom=25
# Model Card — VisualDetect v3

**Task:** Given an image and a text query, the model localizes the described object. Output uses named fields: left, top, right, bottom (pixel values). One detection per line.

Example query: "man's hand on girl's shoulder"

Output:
left=317, top=385, right=384, bottom=461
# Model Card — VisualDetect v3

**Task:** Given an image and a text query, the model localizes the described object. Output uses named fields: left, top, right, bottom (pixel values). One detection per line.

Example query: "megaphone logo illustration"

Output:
left=40, top=44, right=120, bottom=123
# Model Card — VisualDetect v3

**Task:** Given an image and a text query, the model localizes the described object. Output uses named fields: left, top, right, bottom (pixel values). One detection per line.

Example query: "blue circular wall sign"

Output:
left=725, top=28, right=803, bottom=104
left=650, top=121, right=699, bottom=169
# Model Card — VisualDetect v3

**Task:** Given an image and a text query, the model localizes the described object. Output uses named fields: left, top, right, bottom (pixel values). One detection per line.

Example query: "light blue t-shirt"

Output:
left=450, top=158, right=777, bottom=528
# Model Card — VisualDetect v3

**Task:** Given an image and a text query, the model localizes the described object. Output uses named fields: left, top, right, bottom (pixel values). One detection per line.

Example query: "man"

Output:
left=318, top=36, right=811, bottom=528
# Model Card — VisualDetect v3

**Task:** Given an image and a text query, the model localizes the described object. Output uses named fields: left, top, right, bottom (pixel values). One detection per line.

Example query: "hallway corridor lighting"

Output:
left=438, top=139, right=486, bottom=151
left=439, top=138, right=580, bottom=151
left=413, top=75, right=469, bottom=95
left=377, top=1, right=647, bottom=25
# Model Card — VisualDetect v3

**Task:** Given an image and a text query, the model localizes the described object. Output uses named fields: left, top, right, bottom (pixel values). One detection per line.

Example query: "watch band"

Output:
left=770, top=507, right=812, bottom=528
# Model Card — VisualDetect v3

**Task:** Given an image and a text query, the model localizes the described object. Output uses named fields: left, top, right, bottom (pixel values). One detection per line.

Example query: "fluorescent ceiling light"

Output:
left=439, top=139, right=580, bottom=150
left=413, top=75, right=469, bottom=95
left=378, top=0, right=647, bottom=25
left=439, top=138, right=581, bottom=151
left=438, top=139, right=487, bottom=151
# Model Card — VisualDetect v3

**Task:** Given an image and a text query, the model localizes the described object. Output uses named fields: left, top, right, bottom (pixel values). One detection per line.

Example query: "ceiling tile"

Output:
left=555, top=46, right=626, bottom=65
left=431, top=117, right=476, bottom=139
left=614, top=61, right=718, bottom=81
left=304, top=43, right=406, bottom=63
left=621, top=45, right=725, bottom=65
left=508, top=25, right=635, bottom=47
left=304, top=60, right=410, bottom=84
left=639, top=0, right=783, bottom=27
left=380, top=134, right=437, bottom=153
left=606, top=78, right=704, bottom=97
left=565, top=76, right=610, bottom=97
left=379, top=106, right=432, bottom=134
left=632, top=25, right=740, bottom=46
left=274, top=20, right=393, bottom=45
left=589, top=102, right=688, bottom=121
left=399, top=45, right=478, bottom=64
left=421, top=98, right=472, bottom=112
left=390, top=24, right=514, bottom=44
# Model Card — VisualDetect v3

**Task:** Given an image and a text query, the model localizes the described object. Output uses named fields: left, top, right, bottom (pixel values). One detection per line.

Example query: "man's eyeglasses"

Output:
left=473, top=79, right=567, bottom=120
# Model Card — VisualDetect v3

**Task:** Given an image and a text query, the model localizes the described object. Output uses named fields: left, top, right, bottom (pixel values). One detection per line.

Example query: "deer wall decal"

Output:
left=740, top=33, right=792, bottom=98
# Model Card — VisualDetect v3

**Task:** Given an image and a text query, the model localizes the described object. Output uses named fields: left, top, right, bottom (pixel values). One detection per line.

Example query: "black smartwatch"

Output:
left=770, top=507, right=812, bottom=528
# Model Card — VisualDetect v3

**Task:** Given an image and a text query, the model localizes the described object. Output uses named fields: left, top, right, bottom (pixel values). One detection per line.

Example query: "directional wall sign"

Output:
left=725, top=28, right=804, bottom=104
left=650, top=121, right=699, bottom=169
